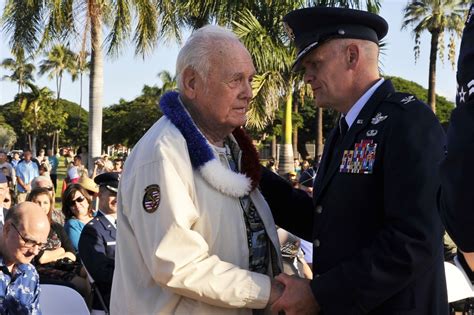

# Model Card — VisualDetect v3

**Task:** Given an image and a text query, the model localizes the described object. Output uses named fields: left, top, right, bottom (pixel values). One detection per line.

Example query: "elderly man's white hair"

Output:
left=31, top=175, right=53, bottom=190
left=176, top=25, right=241, bottom=91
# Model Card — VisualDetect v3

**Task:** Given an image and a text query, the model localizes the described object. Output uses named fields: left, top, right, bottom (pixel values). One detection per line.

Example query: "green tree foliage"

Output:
left=401, top=0, right=467, bottom=113
left=386, top=76, right=454, bottom=123
left=1, top=48, right=35, bottom=95
left=103, top=85, right=162, bottom=148
left=0, top=118, right=17, bottom=150
left=0, top=94, right=86, bottom=150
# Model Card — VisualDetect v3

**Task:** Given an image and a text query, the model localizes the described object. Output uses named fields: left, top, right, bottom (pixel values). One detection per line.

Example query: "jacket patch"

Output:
left=143, top=184, right=161, bottom=213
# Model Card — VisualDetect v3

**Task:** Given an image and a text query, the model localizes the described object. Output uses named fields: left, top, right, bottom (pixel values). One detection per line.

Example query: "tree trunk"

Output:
left=271, top=136, right=277, bottom=160
left=315, top=107, right=324, bottom=159
left=278, top=91, right=294, bottom=176
left=428, top=30, right=439, bottom=113
left=32, top=135, right=37, bottom=157
left=292, top=98, right=298, bottom=161
left=88, top=12, right=104, bottom=173
left=51, top=132, right=55, bottom=152
left=55, top=130, right=59, bottom=153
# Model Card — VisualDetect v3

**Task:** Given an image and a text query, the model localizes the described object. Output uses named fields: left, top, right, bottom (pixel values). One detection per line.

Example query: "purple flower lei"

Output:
left=159, top=91, right=215, bottom=169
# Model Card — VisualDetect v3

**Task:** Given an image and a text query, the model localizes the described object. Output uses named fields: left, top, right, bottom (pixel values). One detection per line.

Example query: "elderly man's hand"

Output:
left=271, top=273, right=320, bottom=315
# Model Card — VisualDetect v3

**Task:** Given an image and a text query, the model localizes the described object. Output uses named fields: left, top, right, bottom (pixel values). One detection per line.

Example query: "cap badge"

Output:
left=283, top=22, right=295, bottom=40
left=338, top=29, right=345, bottom=35
left=142, top=184, right=161, bottom=213
left=371, top=112, right=388, bottom=125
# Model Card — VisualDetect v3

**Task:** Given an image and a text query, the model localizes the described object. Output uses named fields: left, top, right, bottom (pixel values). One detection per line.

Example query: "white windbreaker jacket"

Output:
left=110, top=116, right=282, bottom=314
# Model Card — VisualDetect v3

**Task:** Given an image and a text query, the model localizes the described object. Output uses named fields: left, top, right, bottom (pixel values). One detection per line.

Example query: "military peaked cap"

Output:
left=283, top=6, right=388, bottom=71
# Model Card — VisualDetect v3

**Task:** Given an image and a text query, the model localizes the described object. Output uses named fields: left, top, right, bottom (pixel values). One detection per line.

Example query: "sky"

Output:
left=0, top=0, right=464, bottom=108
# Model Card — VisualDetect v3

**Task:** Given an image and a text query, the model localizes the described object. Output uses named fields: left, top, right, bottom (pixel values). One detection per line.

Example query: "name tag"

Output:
left=106, top=241, right=116, bottom=246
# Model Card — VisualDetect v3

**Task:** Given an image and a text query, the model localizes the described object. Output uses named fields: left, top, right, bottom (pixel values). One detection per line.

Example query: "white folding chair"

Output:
left=444, top=259, right=474, bottom=303
left=40, top=284, right=90, bottom=315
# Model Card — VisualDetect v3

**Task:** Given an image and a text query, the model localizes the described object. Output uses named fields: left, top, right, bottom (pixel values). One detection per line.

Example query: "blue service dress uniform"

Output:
left=260, top=79, right=448, bottom=314
left=78, top=212, right=116, bottom=310
left=439, top=4, right=474, bottom=253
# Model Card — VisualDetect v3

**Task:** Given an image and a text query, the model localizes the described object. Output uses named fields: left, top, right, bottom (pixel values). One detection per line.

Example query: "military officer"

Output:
left=440, top=4, right=474, bottom=279
left=260, top=7, right=448, bottom=314
left=78, top=172, right=119, bottom=311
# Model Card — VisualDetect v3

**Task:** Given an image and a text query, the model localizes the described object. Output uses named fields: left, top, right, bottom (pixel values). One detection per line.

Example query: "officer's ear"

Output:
left=345, top=43, right=360, bottom=69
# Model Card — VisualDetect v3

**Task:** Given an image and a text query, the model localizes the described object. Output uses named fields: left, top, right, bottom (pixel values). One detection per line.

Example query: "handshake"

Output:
left=269, top=274, right=320, bottom=315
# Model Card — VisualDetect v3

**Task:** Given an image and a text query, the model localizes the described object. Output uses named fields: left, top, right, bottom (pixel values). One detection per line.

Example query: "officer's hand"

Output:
left=271, top=273, right=320, bottom=315
left=268, top=279, right=285, bottom=306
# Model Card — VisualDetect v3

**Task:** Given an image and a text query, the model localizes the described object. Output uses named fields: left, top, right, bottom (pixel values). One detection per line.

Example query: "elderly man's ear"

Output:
left=182, top=67, right=198, bottom=99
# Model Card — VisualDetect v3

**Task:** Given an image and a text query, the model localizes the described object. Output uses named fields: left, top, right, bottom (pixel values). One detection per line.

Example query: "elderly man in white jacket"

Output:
left=111, top=25, right=284, bottom=314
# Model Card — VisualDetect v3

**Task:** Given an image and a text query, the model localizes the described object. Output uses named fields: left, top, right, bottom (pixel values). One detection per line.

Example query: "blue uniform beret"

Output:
left=94, top=172, right=120, bottom=193
left=283, top=6, right=388, bottom=71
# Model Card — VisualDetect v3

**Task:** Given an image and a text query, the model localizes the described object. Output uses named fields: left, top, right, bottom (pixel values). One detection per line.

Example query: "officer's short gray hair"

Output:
left=176, top=25, right=241, bottom=91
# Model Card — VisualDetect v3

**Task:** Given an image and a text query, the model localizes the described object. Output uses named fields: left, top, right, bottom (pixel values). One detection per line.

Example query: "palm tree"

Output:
left=70, top=50, right=91, bottom=145
left=38, top=44, right=75, bottom=102
left=402, top=0, right=467, bottom=113
left=1, top=48, right=36, bottom=96
left=157, top=70, right=177, bottom=94
left=15, top=83, right=55, bottom=155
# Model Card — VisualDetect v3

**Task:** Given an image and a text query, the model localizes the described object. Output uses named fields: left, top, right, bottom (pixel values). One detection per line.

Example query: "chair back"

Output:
left=40, top=284, right=90, bottom=315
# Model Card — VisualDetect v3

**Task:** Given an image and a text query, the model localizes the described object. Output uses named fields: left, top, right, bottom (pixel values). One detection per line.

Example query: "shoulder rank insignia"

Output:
left=143, top=184, right=161, bottom=213
left=400, top=95, right=415, bottom=104
left=339, top=139, right=377, bottom=174
left=371, top=112, right=388, bottom=125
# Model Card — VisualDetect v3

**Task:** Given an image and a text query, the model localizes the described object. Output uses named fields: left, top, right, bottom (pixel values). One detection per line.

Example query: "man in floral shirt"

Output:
left=0, top=202, right=50, bottom=314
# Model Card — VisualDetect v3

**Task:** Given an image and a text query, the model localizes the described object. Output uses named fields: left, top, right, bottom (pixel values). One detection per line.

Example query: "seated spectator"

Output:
left=77, top=176, right=99, bottom=213
left=0, top=202, right=50, bottom=314
left=287, top=171, right=299, bottom=188
left=112, top=158, right=123, bottom=173
left=31, top=175, right=64, bottom=225
left=27, top=188, right=90, bottom=298
left=0, top=174, right=9, bottom=232
left=3, top=188, right=14, bottom=210
left=298, top=160, right=316, bottom=196
left=62, top=184, right=94, bottom=252
left=79, top=172, right=119, bottom=311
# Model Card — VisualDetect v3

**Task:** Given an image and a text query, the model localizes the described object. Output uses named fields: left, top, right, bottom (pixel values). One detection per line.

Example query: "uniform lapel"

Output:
left=97, top=212, right=117, bottom=240
left=314, top=81, right=395, bottom=202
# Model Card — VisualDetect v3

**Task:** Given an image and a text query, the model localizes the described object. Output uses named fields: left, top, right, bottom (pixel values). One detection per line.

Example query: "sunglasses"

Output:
left=70, top=196, right=85, bottom=205
left=11, top=223, right=47, bottom=251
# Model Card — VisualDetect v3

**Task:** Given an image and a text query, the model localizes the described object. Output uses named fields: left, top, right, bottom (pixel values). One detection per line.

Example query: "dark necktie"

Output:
left=339, top=116, right=349, bottom=138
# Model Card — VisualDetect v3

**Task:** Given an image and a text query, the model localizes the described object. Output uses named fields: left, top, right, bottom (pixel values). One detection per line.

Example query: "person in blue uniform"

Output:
left=260, top=6, right=448, bottom=315
left=78, top=172, right=119, bottom=311
left=440, top=4, right=474, bottom=280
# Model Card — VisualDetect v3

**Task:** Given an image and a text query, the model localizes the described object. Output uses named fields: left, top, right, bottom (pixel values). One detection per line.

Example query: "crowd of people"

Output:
left=0, top=3, right=473, bottom=315
left=0, top=148, right=123, bottom=314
